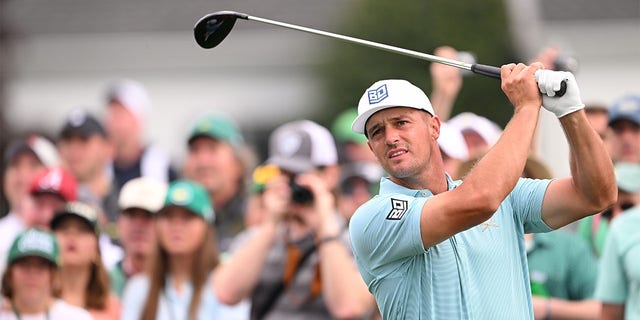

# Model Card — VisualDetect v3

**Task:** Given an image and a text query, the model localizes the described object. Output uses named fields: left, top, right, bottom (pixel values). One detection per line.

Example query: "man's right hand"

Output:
left=501, top=62, right=544, bottom=113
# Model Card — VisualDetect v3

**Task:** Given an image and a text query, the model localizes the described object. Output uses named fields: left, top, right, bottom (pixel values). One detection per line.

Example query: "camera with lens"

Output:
left=290, top=179, right=314, bottom=204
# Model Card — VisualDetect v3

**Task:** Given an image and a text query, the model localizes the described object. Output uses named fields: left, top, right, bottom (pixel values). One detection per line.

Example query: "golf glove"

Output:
left=535, top=70, right=585, bottom=118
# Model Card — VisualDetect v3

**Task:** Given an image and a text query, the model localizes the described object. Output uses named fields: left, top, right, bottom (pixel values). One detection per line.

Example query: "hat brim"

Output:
left=10, top=252, right=59, bottom=268
left=50, top=213, right=97, bottom=234
left=352, top=105, right=432, bottom=134
left=267, top=156, right=314, bottom=174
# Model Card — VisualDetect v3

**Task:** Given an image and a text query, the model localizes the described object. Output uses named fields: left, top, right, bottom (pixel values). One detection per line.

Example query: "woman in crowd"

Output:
left=0, top=228, right=93, bottom=319
left=121, top=179, right=228, bottom=320
left=51, top=201, right=121, bottom=319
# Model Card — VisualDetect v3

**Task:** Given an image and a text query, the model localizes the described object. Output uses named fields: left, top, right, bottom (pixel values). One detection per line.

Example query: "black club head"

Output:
left=194, top=11, right=247, bottom=49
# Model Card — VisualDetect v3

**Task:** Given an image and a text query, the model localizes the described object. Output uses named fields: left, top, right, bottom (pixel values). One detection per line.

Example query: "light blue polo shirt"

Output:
left=349, top=175, right=552, bottom=319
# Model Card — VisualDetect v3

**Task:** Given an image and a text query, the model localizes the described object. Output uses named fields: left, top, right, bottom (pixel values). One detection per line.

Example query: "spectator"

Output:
left=594, top=165, right=640, bottom=319
left=331, top=108, right=379, bottom=164
left=428, top=46, right=464, bottom=122
left=519, top=157, right=600, bottom=320
left=584, top=103, right=610, bottom=142
left=337, top=161, right=385, bottom=222
left=607, top=94, right=640, bottom=163
left=0, top=228, right=92, bottom=319
left=103, top=79, right=178, bottom=191
left=51, top=201, right=121, bottom=319
left=28, top=166, right=77, bottom=230
left=109, top=177, right=167, bottom=297
left=448, top=111, right=503, bottom=159
left=215, top=120, right=376, bottom=320
left=347, top=68, right=615, bottom=319
left=0, top=135, right=59, bottom=276
left=182, top=114, right=256, bottom=252
left=437, top=121, right=469, bottom=179
left=577, top=162, right=640, bottom=257
left=121, top=180, right=227, bottom=320
left=57, top=109, right=119, bottom=234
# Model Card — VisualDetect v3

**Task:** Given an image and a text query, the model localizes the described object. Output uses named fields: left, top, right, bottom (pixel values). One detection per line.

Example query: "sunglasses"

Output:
left=602, top=201, right=635, bottom=219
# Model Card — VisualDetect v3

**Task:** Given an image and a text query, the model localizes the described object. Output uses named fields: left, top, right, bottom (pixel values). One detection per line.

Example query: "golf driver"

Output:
left=194, top=11, right=566, bottom=96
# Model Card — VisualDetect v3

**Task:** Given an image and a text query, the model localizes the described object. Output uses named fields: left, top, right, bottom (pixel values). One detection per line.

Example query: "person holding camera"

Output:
left=213, top=120, right=376, bottom=320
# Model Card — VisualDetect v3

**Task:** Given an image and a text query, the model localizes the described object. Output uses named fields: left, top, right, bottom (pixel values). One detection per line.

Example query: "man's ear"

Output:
left=430, top=115, right=442, bottom=140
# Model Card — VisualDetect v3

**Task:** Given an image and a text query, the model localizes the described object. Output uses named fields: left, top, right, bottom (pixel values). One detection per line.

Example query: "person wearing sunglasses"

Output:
left=577, top=162, right=640, bottom=257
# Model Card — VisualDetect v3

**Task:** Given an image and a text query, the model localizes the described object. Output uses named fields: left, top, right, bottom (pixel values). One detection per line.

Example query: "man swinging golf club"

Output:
left=348, top=64, right=616, bottom=319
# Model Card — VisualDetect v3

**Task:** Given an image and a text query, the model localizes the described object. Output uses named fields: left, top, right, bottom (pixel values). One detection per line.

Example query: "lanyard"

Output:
left=11, top=301, right=50, bottom=320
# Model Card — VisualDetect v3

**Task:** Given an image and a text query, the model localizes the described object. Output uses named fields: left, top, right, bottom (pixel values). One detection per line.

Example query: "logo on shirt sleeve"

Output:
left=386, top=198, right=408, bottom=220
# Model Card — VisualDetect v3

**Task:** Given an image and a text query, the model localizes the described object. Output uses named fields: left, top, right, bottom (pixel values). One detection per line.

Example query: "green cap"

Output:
left=163, top=180, right=215, bottom=223
left=8, top=228, right=60, bottom=267
left=331, top=108, right=368, bottom=144
left=615, top=162, right=640, bottom=193
left=188, top=114, right=243, bottom=146
left=51, top=201, right=100, bottom=234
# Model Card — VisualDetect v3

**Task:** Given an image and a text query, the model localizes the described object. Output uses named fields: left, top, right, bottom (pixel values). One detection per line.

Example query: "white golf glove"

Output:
left=535, top=70, right=585, bottom=118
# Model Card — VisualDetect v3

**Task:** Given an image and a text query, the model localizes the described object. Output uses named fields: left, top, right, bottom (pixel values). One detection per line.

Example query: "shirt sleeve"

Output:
left=595, top=220, right=628, bottom=304
left=349, top=193, right=427, bottom=279
left=508, top=178, right=553, bottom=233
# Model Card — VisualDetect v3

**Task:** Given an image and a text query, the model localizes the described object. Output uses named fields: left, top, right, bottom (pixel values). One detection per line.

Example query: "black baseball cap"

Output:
left=59, top=109, right=107, bottom=139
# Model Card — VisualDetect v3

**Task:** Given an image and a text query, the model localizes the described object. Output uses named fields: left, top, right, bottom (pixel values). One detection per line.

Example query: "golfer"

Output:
left=349, top=63, right=616, bottom=319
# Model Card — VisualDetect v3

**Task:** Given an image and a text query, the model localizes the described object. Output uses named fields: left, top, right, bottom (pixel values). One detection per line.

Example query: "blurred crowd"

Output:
left=0, top=45, right=638, bottom=320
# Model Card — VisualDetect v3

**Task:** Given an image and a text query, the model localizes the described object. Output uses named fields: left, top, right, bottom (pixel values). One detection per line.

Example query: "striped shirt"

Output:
left=349, top=175, right=552, bottom=319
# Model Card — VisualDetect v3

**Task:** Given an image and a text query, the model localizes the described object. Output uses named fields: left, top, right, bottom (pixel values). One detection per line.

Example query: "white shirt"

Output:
left=0, top=298, right=93, bottom=320
left=0, top=212, right=25, bottom=276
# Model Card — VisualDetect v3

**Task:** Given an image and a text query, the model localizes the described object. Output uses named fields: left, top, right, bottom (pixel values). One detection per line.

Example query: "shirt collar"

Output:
left=379, top=173, right=461, bottom=198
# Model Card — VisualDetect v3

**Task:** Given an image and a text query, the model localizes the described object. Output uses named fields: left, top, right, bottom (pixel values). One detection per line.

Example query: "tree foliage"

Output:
left=316, top=0, right=519, bottom=128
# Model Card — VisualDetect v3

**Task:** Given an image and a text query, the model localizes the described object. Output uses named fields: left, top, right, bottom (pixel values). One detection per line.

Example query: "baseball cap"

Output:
left=352, top=79, right=435, bottom=134
left=614, top=162, right=640, bottom=193
left=3, top=134, right=60, bottom=168
left=448, top=112, right=502, bottom=146
left=438, top=122, right=469, bottom=161
left=332, top=108, right=368, bottom=144
left=187, top=114, right=243, bottom=146
left=8, top=228, right=61, bottom=267
left=267, top=120, right=338, bottom=174
left=50, top=201, right=100, bottom=233
left=59, top=109, right=107, bottom=139
left=105, top=79, right=150, bottom=119
left=608, top=95, right=640, bottom=126
left=29, top=167, right=77, bottom=202
left=118, top=177, right=168, bottom=213
left=161, top=180, right=215, bottom=223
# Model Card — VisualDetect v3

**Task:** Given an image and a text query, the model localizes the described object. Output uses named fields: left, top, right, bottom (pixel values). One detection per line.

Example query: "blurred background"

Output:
left=1, top=0, right=638, bottom=176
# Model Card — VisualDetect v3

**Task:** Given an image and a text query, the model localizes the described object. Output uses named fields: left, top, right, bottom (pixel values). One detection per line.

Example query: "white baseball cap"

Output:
left=438, top=122, right=469, bottom=161
left=351, top=79, right=435, bottom=134
left=448, top=112, right=502, bottom=146
left=118, top=177, right=168, bottom=213
left=267, top=120, right=338, bottom=174
left=106, top=79, right=151, bottom=119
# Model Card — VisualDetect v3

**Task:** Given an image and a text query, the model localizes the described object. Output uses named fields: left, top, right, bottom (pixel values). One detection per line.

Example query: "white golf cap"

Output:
left=267, top=120, right=338, bottom=174
left=106, top=79, right=151, bottom=119
left=352, top=79, right=435, bottom=134
left=438, top=122, right=469, bottom=161
left=118, top=177, right=168, bottom=213
left=448, top=112, right=502, bottom=147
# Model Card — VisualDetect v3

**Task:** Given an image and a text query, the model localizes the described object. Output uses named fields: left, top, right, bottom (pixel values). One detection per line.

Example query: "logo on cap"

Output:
left=169, top=186, right=193, bottom=206
left=18, top=230, right=55, bottom=255
left=368, top=84, right=389, bottom=104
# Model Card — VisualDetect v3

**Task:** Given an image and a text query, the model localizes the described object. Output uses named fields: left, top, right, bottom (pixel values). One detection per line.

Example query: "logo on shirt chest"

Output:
left=386, top=198, right=408, bottom=220
left=480, top=217, right=499, bottom=232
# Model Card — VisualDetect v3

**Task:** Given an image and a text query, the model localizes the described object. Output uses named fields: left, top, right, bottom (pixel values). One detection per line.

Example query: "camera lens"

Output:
left=290, top=181, right=313, bottom=204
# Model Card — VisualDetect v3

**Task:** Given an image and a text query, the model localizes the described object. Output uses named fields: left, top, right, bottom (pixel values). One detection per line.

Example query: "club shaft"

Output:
left=246, top=15, right=473, bottom=71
